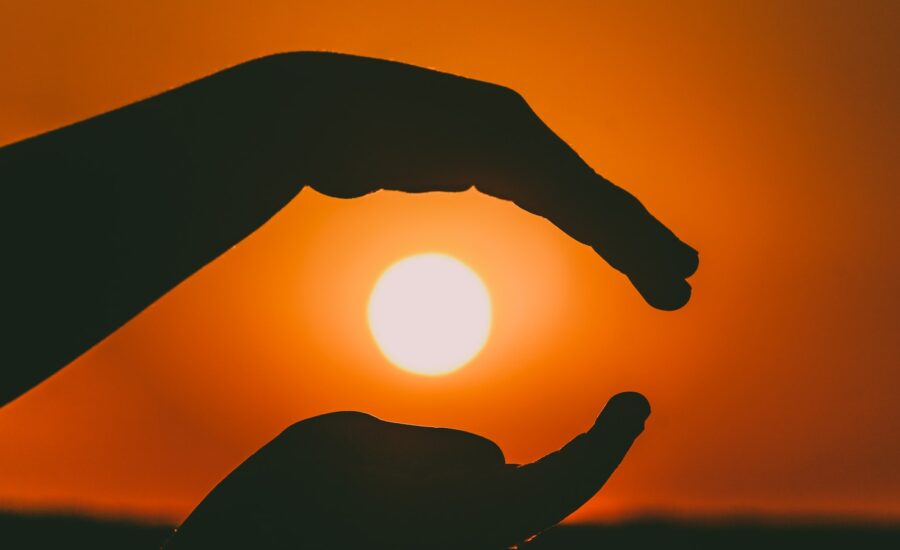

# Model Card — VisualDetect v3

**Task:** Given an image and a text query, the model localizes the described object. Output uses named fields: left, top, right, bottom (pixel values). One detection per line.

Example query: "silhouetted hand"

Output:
left=5, top=52, right=697, bottom=404
left=284, top=53, right=698, bottom=310
left=166, top=393, right=650, bottom=549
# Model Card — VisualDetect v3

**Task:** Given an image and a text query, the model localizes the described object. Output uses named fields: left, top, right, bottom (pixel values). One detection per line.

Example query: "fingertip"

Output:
left=593, top=392, right=651, bottom=435
left=629, top=274, right=692, bottom=311
left=680, top=246, right=700, bottom=279
left=605, top=392, right=651, bottom=420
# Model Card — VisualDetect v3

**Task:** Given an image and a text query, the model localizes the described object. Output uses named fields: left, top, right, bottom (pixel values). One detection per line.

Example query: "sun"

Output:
left=367, top=253, right=492, bottom=376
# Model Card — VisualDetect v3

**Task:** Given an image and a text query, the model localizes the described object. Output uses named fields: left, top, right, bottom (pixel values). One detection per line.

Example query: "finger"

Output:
left=379, top=422, right=507, bottom=474
left=281, top=411, right=506, bottom=474
left=470, top=96, right=698, bottom=310
left=462, top=392, right=651, bottom=547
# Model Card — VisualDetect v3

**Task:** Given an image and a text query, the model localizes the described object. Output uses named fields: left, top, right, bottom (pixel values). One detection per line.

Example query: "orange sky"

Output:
left=1, top=0, right=898, bottom=524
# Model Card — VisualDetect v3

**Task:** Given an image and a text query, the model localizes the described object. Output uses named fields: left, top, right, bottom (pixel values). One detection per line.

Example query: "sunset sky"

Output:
left=1, top=0, right=898, bottom=524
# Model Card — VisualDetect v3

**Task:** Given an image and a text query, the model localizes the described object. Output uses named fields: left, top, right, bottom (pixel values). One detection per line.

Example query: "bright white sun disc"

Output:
left=367, top=253, right=492, bottom=375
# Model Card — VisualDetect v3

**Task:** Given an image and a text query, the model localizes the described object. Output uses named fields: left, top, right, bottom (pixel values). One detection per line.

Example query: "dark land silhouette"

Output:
left=2, top=53, right=700, bottom=547
left=2, top=512, right=897, bottom=550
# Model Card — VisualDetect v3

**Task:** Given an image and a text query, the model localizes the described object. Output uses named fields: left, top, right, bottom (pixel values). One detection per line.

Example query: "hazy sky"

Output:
left=0, top=0, right=897, bottom=523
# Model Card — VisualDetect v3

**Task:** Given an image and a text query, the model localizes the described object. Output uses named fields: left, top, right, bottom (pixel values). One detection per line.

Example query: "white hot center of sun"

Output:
left=367, top=253, right=492, bottom=375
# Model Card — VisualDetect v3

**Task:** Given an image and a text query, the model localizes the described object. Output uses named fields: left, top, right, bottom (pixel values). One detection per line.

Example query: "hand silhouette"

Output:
left=165, top=392, right=650, bottom=549
left=5, top=52, right=696, bottom=404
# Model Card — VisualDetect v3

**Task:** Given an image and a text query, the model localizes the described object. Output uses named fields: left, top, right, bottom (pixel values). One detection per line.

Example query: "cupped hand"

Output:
left=165, top=392, right=650, bottom=549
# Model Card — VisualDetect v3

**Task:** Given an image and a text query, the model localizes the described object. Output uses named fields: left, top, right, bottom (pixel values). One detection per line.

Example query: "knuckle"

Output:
left=282, top=411, right=375, bottom=437
left=494, top=84, right=531, bottom=112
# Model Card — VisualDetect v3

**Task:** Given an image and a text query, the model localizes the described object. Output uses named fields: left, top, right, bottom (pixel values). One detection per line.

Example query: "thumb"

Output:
left=476, top=392, right=651, bottom=546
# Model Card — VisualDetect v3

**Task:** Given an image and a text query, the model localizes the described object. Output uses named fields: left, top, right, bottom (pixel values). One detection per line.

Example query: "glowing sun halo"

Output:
left=367, top=253, right=492, bottom=376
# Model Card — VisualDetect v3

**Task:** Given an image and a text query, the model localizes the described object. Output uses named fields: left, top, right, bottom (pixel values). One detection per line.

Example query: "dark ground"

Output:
left=1, top=511, right=898, bottom=549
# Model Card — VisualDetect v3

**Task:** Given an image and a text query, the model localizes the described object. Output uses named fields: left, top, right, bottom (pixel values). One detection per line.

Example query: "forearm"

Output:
left=2, top=55, right=315, bottom=404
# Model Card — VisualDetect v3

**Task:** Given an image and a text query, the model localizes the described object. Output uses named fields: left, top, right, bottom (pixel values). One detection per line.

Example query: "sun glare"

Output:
left=367, top=253, right=492, bottom=376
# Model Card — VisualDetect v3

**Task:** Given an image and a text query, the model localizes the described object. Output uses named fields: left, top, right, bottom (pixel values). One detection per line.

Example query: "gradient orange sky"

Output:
left=1, top=0, right=898, bottom=524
